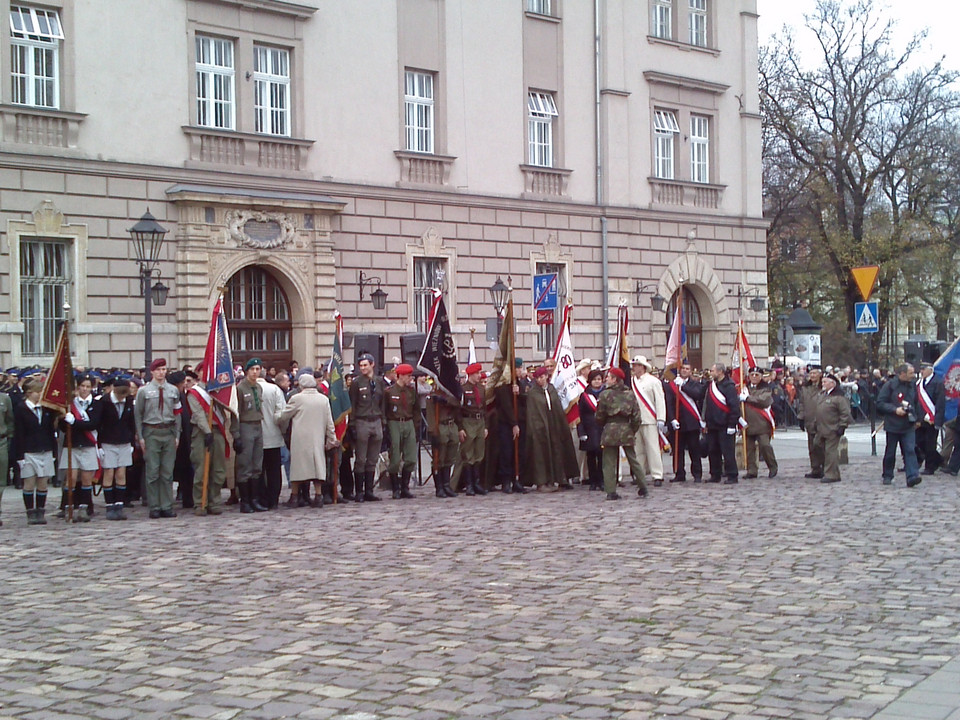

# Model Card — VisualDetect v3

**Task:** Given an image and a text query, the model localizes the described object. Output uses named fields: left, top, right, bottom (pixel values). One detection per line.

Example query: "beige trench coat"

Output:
left=280, top=388, right=336, bottom=482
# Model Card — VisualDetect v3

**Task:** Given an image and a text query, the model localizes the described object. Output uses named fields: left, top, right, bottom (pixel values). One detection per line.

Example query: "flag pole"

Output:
left=63, top=312, right=74, bottom=523
left=673, top=286, right=682, bottom=474
left=509, top=295, right=519, bottom=487
left=200, top=402, right=214, bottom=511
left=739, top=321, right=748, bottom=461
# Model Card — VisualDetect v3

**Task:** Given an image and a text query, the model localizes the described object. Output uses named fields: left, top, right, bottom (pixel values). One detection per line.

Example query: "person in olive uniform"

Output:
left=814, top=373, right=852, bottom=483
left=134, top=358, right=183, bottom=519
left=384, top=363, right=420, bottom=499
left=459, top=362, right=488, bottom=496
left=186, top=379, right=240, bottom=514
left=235, top=358, right=266, bottom=513
left=428, top=384, right=462, bottom=498
left=595, top=367, right=648, bottom=500
left=348, top=353, right=385, bottom=502
left=741, top=367, right=778, bottom=479
left=494, top=358, right=529, bottom=494
left=797, top=368, right=824, bottom=478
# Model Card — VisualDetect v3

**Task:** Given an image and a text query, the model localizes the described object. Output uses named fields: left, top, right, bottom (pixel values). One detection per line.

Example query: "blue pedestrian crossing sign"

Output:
left=855, top=301, right=879, bottom=334
left=533, top=273, right=558, bottom=311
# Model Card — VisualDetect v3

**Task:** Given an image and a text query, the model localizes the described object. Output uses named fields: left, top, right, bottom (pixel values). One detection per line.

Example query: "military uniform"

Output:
left=459, top=378, right=487, bottom=495
left=428, top=392, right=462, bottom=497
left=134, top=375, right=182, bottom=516
left=595, top=378, right=648, bottom=498
left=383, top=375, right=420, bottom=499
left=235, top=374, right=266, bottom=512
left=814, top=386, right=851, bottom=482
left=797, top=378, right=824, bottom=477
left=742, top=380, right=778, bottom=478
left=348, top=372, right=385, bottom=501
left=187, top=385, right=239, bottom=513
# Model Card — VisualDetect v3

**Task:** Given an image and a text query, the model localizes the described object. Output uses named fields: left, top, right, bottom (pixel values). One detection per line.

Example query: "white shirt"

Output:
left=257, top=378, right=287, bottom=449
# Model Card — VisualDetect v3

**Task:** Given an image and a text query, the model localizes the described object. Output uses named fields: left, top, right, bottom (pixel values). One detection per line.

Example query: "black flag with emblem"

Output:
left=417, top=291, right=462, bottom=403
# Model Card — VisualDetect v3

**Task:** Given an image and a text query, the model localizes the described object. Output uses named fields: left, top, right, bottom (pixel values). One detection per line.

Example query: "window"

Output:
left=688, top=0, right=707, bottom=46
left=652, top=0, right=672, bottom=39
left=9, top=5, right=63, bottom=108
left=908, top=318, right=924, bottom=336
left=20, top=239, right=70, bottom=356
left=253, top=45, right=290, bottom=136
left=195, top=35, right=235, bottom=130
left=404, top=70, right=434, bottom=153
left=527, top=0, right=551, bottom=15
left=690, top=115, right=709, bottom=183
left=413, top=257, right=446, bottom=332
left=653, top=109, right=679, bottom=179
left=528, top=91, right=558, bottom=168
left=536, top=263, right=567, bottom=353
left=224, top=266, right=292, bottom=368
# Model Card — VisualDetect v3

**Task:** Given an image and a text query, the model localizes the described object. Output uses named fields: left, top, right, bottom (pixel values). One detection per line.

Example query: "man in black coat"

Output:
left=914, top=362, right=945, bottom=475
left=877, top=363, right=921, bottom=487
left=665, top=362, right=706, bottom=483
left=702, top=363, right=741, bottom=485
left=169, top=370, right=196, bottom=508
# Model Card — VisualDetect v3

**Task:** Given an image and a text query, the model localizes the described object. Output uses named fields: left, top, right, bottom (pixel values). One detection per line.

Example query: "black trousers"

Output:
left=497, top=421, right=526, bottom=485
left=262, top=447, right=283, bottom=507
left=585, top=450, right=603, bottom=488
left=673, top=429, right=703, bottom=480
left=706, top=429, right=738, bottom=481
left=915, top=424, right=941, bottom=472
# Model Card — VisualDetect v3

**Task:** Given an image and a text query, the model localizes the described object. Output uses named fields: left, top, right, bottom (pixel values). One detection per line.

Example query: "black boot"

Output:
left=251, top=477, right=268, bottom=512
left=464, top=466, right=476, bottom=496
left=321, top=481, right=334, bottom=506
left=435, top=468, right=447, bottom=498
left=363, top=471, right=381, bottom=501
left=473, top=465, right=488, bottom=495
left=354, top=470, right=365, bottom=502
left=239, top=483, right=254, bottom=513
left=399, top=468, right=414, bottom=499
left=441, top=467, right=457, bottom=498
left=511, top=478, right=528, bottom=494
left=390, top=473, right=401, bottom=499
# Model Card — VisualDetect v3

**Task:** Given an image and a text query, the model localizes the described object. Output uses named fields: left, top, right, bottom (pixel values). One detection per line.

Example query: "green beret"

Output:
left=514, top=357, right=524, bottom=368
left=245, top=358, right=263, bottom=371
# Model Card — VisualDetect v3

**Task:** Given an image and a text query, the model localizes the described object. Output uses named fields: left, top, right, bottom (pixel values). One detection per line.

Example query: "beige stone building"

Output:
left=0, top=0, right=768, bottom=373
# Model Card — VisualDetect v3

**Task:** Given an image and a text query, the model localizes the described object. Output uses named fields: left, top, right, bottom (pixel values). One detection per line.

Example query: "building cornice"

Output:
left=203, top=0, right=318, bottom=19
left=643, top=71, right=730, bottom=95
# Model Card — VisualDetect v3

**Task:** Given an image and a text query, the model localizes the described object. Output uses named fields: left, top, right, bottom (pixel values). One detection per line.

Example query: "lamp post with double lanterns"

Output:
left=128, top=210, right=170, bottom=368
left=729, top=285, right=767, bottom=316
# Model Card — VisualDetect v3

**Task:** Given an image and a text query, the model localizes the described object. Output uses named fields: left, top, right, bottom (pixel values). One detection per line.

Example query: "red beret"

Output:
left=396, top=363, right=414, bottom=376
left=149, top=358, right=167, bottom=372
left=608, top=367, right=625, bottom=381
left=532, top=366, right=550, bottom=379
left=465, top=363, right=482, bottom=375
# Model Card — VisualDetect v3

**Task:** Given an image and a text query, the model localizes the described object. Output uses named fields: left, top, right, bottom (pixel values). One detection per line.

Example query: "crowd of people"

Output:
left=1, top=352, right=956, bottom=527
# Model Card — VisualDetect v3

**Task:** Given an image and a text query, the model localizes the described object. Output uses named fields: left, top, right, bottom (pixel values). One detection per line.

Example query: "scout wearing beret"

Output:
left=133, top=358, right=183, bottom=519
left=383, top=363, right=420, bottom=499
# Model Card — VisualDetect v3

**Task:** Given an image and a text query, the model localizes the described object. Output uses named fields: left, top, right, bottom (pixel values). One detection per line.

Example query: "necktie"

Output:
left=545, top=387, right=551, bottom=411
left=159, top=385, right=164, bottom=414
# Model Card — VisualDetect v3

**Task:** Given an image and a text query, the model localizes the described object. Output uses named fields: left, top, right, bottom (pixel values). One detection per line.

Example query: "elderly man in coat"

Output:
left=814, top=372, right=852, bottom=483
left=525, top=365, right=580, bottom=492
left=280, top=374, right=338, bottom=507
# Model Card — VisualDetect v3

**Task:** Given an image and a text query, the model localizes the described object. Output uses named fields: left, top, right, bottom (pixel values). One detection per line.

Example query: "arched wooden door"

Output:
left=667, top=290, right=703, bottom=371
left=224, top=266, right=292, bottom=371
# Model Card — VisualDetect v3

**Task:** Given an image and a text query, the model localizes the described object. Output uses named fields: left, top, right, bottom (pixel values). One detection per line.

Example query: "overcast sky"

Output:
left=757, top=0, right=958, bottom=72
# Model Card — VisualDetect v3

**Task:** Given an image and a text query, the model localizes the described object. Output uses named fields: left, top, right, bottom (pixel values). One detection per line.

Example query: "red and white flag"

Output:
left=551, top=304, right=582, bottom=423
left=730, top=320, right=756, bottom=386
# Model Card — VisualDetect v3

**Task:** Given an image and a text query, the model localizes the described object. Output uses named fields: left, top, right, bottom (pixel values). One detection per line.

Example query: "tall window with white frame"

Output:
left=413, top=257, right=446, bottom=333
left=653, top=109, right=679, bottom=179
left=404, top=70, right=434, bottom=154
left=195, top=35, right=235, bottom=130
left=652, top=0, right=672, bottom=40
left=690, top=115, right=710, bottom=183
left=9, top=5, right=63, bottom=108
left=688, top=0, right=707, bottom=47
left=527, top=0, right=552, bottom=15
left=536, top=263, right=566, bottom=353
left=20, top=239, right=70, bottom=356
left=253, top=45, right=290, bottom=136
left=528, top=91, right=558, bottom=168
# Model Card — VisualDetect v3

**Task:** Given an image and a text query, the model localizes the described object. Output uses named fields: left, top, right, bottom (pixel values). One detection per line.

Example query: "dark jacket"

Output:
left=577, top=385, right=603, bottom=453
left=96, top=392, right=137, bottom=445
left=742, top=382, right=775, bottom=437
left=14, top=401, right=57, bottom=457
left=665, top=378, right=706, bottom=432
left=60, top=396, right=101, bottom=449
left=349, top=375, right=385, bottom=421
left=877, top=376, right=919, bottom=434
left=916, top=374, right=946, bottom=428
left=596, top=381, right=642, bottom=447
left=702, top=376, right=740, bottom=430
left=524, top=382, right=580, bottom=485
left=495, top=378, right=530, bottom=426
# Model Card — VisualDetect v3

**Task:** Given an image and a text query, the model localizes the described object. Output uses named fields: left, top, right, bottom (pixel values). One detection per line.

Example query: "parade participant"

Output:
left=630, top=355, right=667, bottom=487
left=457, top=362, right=487, bottom=496
left=596, top=368, right=648, bottom=500
left=235, top=358, right=267, bottom=513
left=703, top=363, right=741, bottom=484
left=577, top=369, right=605, bottom=490
left=14, top=379, right=57, bottom=525
left=741, top=367, right=779, bottom=479
left=797, top=367, right=824, bottom=478
left=97, top=375, right=136, bottom=520
left=428, top=382, right=461, bottom=498
left=574, top=358, right=593, bottom=480
left=186, top=378, right=239, bottom=514
left=134, top=358, right=182, bottom=519
left=665, top=362, right=706, bottom=483
left=168, top=371, right=195, bottom=510
left=59, top=373, right=102, bottom=522
left=349, top=353, right=385, bottom=502
left=525, top=365, right=579, bottom=492
left=877, top=363, right=922, bottom=487
left=0, top=384, right=13, bottom=526
left=915, top=362, right=945, bottom=475
left=280, top=374, right=337, bottom=508
left=258, top=371, right=287, bottom=508
left=384, top=363, right=420, bottom=499
left=495, top=358, right=529, bottom=494
left=814, top=373, right=852, bottom=483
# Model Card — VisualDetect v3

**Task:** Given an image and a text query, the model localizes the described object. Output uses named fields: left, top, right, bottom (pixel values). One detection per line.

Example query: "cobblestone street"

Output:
left=2, top=448, right=960, bottom=719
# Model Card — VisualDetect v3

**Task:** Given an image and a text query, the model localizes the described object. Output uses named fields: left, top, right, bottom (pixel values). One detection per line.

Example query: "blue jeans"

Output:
left=280, top=445, right=291, bottom=487
left=882, top=430, right=919, bottom=481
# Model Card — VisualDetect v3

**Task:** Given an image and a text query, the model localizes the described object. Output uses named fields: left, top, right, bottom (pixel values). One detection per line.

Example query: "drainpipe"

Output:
left=595, top=0, right=609, bottom=351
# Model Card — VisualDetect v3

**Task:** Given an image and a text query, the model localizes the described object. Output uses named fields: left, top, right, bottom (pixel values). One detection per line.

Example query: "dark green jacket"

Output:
left=596, top=381, right=641, bottom=447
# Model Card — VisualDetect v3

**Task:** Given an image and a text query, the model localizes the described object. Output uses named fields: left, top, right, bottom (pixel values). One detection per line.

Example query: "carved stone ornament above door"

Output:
left=224, top=209, right=301, bottom=249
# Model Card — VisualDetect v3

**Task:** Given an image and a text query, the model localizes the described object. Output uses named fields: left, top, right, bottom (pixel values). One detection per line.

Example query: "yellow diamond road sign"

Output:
left=851, top=266, right=880, bottom=302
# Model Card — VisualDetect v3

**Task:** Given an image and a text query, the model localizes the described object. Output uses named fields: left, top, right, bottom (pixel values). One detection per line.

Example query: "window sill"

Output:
left=0, top=104, right=86, bottom=149
left=182, top=126, right=314, bottom=175
left=648, top=177, right=725, bottom=210
left=520, top=164, right=572, bottom=199
left=646, top=35, right=720, bottom=57
left=394, top=150, right=456, bottom=187
left=524, top=11, right=561, bottom=23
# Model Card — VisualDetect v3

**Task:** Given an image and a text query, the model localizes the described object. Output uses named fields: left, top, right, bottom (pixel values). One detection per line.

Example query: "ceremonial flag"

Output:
left=198, top=296, right=237, bottom=414
left=467, top=332, right=478, bottom=365
left=417, top=291, right=462, bottom=402
left=605, top=303, right=631, bottom=377
left=328, top=311, right=352, bottom=440
left=934, top=337, right=960, bottom=422
left=730, top=320, right=756, bottom=386
left=551, top=304, right=582, bottom=423
left=485, top=296, right=515, bottom=405
left=40, top=320, right=73, bottom=413
left=663, top=290, right=687, bottom=379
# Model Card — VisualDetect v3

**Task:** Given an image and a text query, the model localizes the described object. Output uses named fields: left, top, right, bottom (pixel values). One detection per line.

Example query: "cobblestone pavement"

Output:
left=2, top=454, right=959, bottom=720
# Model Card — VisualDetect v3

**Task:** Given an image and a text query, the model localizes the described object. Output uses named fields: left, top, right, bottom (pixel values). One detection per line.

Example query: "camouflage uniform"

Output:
left=595, top=381, right=648, bottom=496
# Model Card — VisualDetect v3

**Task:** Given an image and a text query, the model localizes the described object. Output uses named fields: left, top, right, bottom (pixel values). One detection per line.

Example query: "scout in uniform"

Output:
left=235, top=358, right=266, bottom=513
left=428, top=384, right=462, bottom=498
left=383, top=363, right=420, bottom=499
left=96, top=375, right=136, bottom=520
left=458, top=362, right=488, bottom=496
left=133, top=358, right=182, bottom=519
left=14, top=379, right=58, bottom=524
left=60, top=373, right=102, bottom=522
left=741, top=367, right=779, bottom=478
left=348, top=353, right=385, bottom=502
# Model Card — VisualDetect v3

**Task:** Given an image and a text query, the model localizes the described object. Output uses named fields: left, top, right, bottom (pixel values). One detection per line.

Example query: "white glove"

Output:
left=700, top=420, right=707, bottom=430
left=738, top=417, right=749, bottom=428
left=738, top=391, right=749, bottom=402
left=673, top=377, right=684, bottom=386
left=726, top=427, right=737, bottom=435
left=657, top=421, right=666, bottom=433
left=97, top=447, right=105, bottom=460
left=670, top=419, right=680, bottom=430
left=64, top=412, right=76, bottom=425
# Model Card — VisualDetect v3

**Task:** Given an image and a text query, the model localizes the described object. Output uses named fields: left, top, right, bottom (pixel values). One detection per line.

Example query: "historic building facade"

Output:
left=0, top=0, right=768, bottom=371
